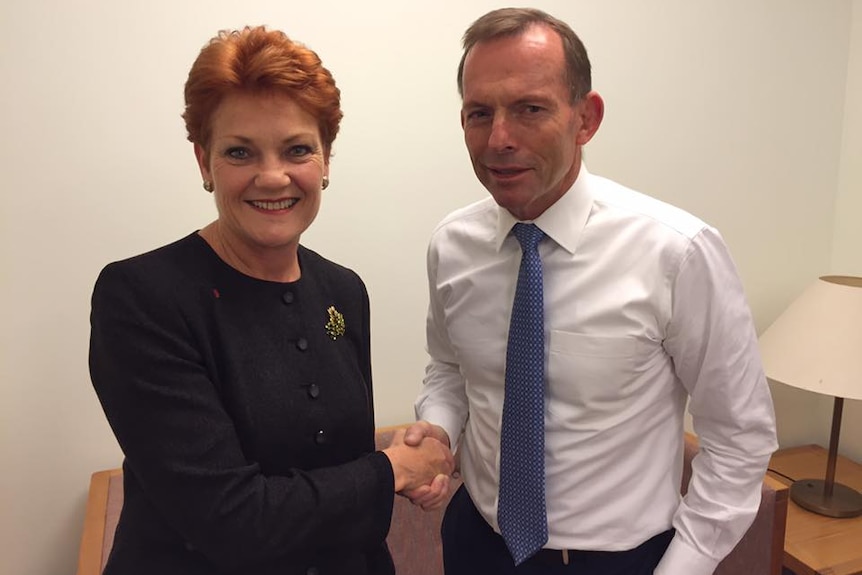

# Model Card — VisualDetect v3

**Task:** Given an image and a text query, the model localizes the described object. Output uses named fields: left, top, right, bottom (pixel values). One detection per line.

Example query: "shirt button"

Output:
left=282, top=291, right=295, bottom=304
left=308, top=384, right=320, bottom=399
left=296, top=338, right=308, bottom=351
left=315, top=430, right=326, bottom=445
left=306, top=568, right=319, bottom=575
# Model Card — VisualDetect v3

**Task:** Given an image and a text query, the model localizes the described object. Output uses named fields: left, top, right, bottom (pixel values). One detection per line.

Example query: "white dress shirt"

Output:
left=415, top=166, right=777, bottom=575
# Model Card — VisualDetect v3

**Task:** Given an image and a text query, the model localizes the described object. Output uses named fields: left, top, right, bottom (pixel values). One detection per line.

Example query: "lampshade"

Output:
left=759, top=275, right=862, bottom=400
left=758, top=275, right=862, bottom=518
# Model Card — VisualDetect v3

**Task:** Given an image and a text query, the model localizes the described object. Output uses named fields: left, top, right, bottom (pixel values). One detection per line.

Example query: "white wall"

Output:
left=0, top=1, right=856, bottom=573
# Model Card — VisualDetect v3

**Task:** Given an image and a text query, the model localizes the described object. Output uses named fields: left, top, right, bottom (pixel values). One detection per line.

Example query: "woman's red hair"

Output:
left=183, top=26, right=342, bottom=155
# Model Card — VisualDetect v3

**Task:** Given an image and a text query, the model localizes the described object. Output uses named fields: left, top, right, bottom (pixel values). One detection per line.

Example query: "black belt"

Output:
left=525, top=529, right=675, bottom=568
left=528, top=548, right=575, bottom=567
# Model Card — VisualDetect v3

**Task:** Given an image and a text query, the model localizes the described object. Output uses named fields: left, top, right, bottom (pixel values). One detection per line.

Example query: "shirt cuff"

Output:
left=415, top=407, right=464, bottom=451
left=653, top=535, right=720, bottom=575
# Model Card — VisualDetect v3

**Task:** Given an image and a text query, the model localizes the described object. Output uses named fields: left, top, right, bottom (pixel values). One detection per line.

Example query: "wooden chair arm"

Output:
left=76, top=468, right=122, bottom=575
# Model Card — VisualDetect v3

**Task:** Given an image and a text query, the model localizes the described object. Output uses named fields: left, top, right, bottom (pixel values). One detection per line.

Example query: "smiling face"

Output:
left=196, top=91, right=328, bottom=264
left=460, top=25, right=602, bottom=221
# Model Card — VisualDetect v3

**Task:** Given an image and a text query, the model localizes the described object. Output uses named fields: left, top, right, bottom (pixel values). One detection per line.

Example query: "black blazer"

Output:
left=89, top=233, right=395, bottom=575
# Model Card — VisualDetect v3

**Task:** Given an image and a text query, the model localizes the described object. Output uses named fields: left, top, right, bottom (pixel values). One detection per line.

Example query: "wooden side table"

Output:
left=768, top=445, right=862, bottom=575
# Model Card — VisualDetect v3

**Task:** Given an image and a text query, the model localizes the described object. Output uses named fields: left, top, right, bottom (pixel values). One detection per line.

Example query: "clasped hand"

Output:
left=382, top=421, right=455, bottom=511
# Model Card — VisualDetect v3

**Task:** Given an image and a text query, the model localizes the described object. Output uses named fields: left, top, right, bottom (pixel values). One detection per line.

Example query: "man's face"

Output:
left=460, top=26, right=596, bottom=221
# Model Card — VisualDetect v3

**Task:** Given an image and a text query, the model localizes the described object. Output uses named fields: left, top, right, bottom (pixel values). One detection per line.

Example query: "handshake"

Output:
left=382, top=421, right=456, bottom=511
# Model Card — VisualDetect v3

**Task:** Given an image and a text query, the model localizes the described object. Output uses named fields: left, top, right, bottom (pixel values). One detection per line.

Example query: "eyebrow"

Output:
left=217, top=132, right=318, bottom=144
left=462, top=94, right=557, bottom=109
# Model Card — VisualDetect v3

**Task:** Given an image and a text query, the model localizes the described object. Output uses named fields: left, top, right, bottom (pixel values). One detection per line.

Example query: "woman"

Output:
left=89, top=26, right=452, bottom=575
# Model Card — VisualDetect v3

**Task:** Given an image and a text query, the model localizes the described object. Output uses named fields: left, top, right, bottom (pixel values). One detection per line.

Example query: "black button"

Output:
left=308, top=384, right=320, bottom=399
left=296, top=338, right=308, bottom=351
left=306, top=568, right=319, bottom=575
left=282, top=291, right=295, bottom=304
left=315, top=429, right=326, bottom=445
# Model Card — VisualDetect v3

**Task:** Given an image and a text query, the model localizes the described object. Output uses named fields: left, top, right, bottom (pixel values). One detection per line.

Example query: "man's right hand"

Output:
left=403, top=420, right=451, bottom=450
left=382, top=424, right=454, bottom=494
left=400, top=421, right=455, bottom=511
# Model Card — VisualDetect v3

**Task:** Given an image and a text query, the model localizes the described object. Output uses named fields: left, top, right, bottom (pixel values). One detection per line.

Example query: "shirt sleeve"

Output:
left=655, top=227, right=778, bottom=575
left=414, top=238, right=470, bottom=448
left=89, top=261, right=394, bottom=571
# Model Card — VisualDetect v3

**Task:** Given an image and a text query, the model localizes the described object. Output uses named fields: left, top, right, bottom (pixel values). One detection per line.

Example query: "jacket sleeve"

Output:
left=89, top=261, right=394, bottom=572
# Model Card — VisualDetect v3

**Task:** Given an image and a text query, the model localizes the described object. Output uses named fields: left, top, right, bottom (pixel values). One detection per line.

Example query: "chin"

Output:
left=487, top=188, right=528, bottom=211
left=249, top=230, right=302, bottom=250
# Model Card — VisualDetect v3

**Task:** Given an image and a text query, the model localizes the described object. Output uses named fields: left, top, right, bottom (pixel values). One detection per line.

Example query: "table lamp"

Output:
left=758, top=275, right=862, bottom=518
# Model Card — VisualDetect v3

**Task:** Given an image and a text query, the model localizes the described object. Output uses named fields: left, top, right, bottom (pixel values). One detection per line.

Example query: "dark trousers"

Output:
left=442, top=485, right=674, bottom=575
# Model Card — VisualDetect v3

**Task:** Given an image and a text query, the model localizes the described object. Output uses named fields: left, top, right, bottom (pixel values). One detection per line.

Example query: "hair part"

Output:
left=456, top=8, right=591, bottom=103
left=183, top=26, right=342, bottom=156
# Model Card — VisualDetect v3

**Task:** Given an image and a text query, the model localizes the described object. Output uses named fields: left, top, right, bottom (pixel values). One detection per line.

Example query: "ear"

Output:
left=575, top=91, right=604, bottom=146
left=460, top=109, right=466, bottom=130
left=194, top=143, right=212, bottom=182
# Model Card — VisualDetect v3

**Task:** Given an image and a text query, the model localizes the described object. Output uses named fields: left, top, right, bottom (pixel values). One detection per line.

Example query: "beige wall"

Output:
left=833, top=0, right=862, bottom=280
left=0, top=1, right=857, bottom=574
left=766, top=0, right=862, bottom=466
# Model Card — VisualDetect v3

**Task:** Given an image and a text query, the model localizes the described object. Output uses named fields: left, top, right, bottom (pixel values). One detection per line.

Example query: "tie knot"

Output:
left=512, top=223, right=544, bottom=251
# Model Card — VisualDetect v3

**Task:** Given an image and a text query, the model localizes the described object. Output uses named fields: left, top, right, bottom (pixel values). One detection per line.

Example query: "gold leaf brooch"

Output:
left=325, top=306, right=345, bottom=340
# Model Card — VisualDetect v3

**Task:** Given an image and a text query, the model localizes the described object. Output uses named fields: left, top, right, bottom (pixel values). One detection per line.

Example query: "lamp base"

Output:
left=790, top=479, right=862, bottom=518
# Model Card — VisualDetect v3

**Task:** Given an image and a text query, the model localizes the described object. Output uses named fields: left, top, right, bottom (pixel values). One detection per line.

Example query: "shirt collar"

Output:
left=493, top=164, right=595, bottom=254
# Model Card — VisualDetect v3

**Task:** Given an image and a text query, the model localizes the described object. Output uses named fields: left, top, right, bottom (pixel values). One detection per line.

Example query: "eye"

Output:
left=225, top=147, right=251, bottom=160
left=524, top=104, right=544, bottom=114
left=287, top=145, right=313, bottom=157
left=465, top=108, right=491, bottom=122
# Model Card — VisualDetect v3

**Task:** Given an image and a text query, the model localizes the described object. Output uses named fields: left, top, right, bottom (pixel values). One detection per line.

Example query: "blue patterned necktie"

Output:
left=498, top=222, right=548, bottom=565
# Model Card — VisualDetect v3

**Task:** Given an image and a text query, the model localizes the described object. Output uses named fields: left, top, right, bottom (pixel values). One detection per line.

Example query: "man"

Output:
left=405, top=7, right=777, bottom=575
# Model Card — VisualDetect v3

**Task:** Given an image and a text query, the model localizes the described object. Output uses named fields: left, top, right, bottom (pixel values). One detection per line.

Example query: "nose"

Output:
left=254, top=156, right=291, bottom=189
left=487, top=114, right=516, bottom=153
